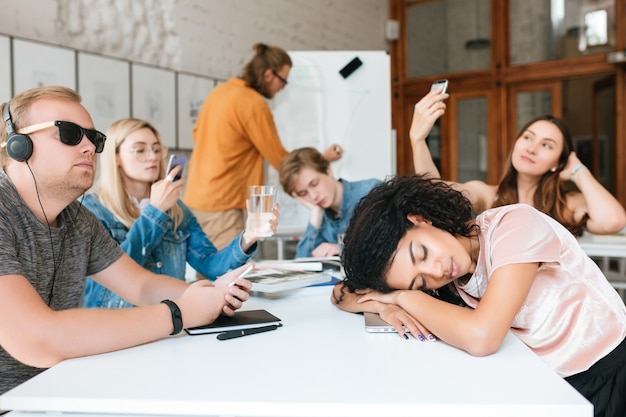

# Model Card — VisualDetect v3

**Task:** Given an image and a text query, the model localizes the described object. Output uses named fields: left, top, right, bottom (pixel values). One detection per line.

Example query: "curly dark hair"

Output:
left=341, top=174, right=476, bottom=296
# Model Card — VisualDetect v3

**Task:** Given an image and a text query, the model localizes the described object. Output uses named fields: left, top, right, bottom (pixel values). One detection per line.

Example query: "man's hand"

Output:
left=322, top=144, right=343, bottom=162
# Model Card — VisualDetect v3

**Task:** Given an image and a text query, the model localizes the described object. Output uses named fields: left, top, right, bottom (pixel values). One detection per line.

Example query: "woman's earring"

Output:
left=550, top=167, right=557, bottom=172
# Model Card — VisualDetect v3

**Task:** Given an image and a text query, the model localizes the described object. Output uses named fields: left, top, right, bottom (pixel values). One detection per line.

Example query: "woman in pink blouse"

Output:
left=333, top=175, right=626, bottom=417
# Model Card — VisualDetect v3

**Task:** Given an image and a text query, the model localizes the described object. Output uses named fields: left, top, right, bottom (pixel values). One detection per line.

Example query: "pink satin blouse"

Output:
left=456, top=204, right=626, bottom=377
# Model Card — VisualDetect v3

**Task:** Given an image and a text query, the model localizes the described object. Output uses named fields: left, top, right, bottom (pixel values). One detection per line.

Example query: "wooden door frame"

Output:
left=591, top=76, right=616, bottom=179
left=389, top=0, right=626, bottom=206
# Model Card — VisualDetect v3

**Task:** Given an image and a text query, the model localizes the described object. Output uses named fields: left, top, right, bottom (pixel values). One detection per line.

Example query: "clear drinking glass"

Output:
left=248, top=185, right=277, bottom=237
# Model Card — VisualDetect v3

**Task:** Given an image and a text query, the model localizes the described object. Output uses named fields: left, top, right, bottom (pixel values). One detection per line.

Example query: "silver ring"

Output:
left=165, top=175, right=174, bottom=182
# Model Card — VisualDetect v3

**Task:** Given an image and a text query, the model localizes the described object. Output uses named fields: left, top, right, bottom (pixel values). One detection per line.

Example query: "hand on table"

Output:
left=312, top=242, right=340, bottom=258
left=358, top=290, right=436, bottom=342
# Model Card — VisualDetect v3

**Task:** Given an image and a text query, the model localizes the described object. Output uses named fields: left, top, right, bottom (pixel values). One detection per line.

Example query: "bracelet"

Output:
left=161, top=299, right=183, bottom=335
left=570, top=164, right=587, bottom=182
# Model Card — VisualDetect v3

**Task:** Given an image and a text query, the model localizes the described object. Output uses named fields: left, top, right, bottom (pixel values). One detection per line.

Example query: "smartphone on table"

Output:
left=430, top=79, right=448, bottom=94
left=166, top=154, right=187, bottom=181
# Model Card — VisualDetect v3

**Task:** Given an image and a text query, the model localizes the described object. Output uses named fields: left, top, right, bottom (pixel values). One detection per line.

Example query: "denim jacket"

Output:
left=296, top=178, right=381, bottom=258
left=81, top=194, right=255, bottom=308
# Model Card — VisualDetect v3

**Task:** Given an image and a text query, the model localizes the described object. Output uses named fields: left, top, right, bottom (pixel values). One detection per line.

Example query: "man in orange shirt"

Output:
left=184, top=43, right=341, bottom=249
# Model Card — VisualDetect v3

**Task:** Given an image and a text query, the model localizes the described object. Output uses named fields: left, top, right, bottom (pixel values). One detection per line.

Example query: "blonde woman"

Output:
left=82, top=118, right=276, bottom=308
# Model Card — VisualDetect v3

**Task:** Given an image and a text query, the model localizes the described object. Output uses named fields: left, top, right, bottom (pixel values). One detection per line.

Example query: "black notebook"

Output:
left=185, top=309, right=282, bottom=335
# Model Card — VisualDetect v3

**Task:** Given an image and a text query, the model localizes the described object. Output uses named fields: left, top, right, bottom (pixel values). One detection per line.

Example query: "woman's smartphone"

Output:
left=166, top=154, right=187, bottom=181
left=430, top=79, right=448, bottom=94
left=229, top=264, right=255, bottom=286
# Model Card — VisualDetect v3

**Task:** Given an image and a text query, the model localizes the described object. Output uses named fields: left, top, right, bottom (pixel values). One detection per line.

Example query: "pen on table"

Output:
left=217, top=324, right=282, bottom=341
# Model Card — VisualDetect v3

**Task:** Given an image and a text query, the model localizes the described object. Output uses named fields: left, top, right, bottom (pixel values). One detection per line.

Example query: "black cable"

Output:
left=25, top=161, right=84, bottom=303
left=25, top=161, right=56, bottom=268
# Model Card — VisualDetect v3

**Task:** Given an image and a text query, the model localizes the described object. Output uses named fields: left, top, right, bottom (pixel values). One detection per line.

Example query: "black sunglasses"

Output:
left=272, top=70, right=288, bottom=86
left=17, top=120, right=107, bottom=153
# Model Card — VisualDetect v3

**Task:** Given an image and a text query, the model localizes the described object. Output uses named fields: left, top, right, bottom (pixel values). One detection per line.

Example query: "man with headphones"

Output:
left=0, top=85, right=254, bottom=396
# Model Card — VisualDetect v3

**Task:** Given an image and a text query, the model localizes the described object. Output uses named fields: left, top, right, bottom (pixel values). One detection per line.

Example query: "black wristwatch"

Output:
left=161, top=299, right=183, bottom=335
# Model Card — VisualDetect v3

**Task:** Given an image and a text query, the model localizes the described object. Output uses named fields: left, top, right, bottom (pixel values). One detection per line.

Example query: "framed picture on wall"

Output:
left=13, top=38, right=76, bottom=93
left=131, top=63, right=176, bottom=148
left=0, top=35, right=11, bottom=101
left=176, top=72, right=215, bottom=149
left=78, top=52, right=130, bottom=134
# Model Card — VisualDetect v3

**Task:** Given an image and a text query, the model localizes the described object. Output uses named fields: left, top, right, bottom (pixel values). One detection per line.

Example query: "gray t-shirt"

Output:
left=0, top=170, right=124, bottom=394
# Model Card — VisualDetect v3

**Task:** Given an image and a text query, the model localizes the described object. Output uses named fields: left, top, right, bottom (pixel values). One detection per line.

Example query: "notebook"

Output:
left=185, top=309, right=282, bottom=335
left=364, top=312, right=410, bottom=333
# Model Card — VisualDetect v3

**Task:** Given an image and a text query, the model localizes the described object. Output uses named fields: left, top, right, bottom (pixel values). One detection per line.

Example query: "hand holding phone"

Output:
left=229, top=264, right=255, bottom=286
left=166, top=154, right=187, bottom=181
left=430, top=79, right=448, bottom=95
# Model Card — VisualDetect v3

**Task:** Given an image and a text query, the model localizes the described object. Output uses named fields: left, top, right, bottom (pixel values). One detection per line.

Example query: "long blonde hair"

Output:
left=91, top=118, right=183, bottom=230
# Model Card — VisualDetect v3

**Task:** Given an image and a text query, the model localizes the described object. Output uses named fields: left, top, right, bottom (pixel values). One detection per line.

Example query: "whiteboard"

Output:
left=269, top=50, right=394, bottom=231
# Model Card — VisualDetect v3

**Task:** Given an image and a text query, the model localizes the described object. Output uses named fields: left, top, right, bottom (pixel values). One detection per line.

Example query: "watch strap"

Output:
left=161, top=299, right=183, bottom=335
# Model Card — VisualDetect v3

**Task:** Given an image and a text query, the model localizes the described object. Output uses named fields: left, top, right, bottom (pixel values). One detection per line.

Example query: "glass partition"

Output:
left=457, top=97, right=488, bottom=182
left=516, top=90, right=552, bottom=132
left=407, top=0, right=490, bottom=78
left=510, top=0, right=615, bottom=65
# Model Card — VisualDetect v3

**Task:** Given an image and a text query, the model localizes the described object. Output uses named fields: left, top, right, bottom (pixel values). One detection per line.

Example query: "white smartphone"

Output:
left=430, top=79, right=448, bottom=95
left=364, top=312, right=410, bottom=334
left=166, top=154, right=187, bottom=181
left=229, top=264, right=255, bottom=286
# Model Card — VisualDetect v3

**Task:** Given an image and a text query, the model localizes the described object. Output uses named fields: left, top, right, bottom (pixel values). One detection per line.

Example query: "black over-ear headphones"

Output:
left=3, top=101, right=33, bottom=162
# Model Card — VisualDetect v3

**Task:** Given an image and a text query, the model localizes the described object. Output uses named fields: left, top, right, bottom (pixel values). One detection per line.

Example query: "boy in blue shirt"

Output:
left=279, top=147, right=380, bottom=258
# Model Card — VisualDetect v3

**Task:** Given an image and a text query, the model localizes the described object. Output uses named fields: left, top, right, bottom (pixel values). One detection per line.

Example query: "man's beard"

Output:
left=44, top=170, right=94, bottom=201
left=260, top=85, right=274, bottom=99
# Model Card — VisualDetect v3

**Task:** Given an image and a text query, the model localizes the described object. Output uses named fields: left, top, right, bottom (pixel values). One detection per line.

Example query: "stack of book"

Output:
left=247, top=256, right=342, bottom=293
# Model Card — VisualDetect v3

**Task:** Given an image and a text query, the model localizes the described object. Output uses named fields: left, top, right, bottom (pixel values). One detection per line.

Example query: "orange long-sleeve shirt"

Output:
left=184, top=78, right=289, bottom=211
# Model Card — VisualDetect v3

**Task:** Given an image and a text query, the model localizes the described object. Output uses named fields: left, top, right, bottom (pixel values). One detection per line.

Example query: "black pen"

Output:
left=216, top=324, right=282, bottom=341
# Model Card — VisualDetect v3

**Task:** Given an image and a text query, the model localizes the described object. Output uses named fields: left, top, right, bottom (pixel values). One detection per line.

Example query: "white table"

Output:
left=578, top=233, right=626, bottom=296
left=0, top=286, right=592, bottom=417
left=578, top=233, right=626, bottom=258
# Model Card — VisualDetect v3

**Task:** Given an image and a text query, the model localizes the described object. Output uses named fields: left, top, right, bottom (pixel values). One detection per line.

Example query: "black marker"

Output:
left=216, top=324, right=282, bottom=340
